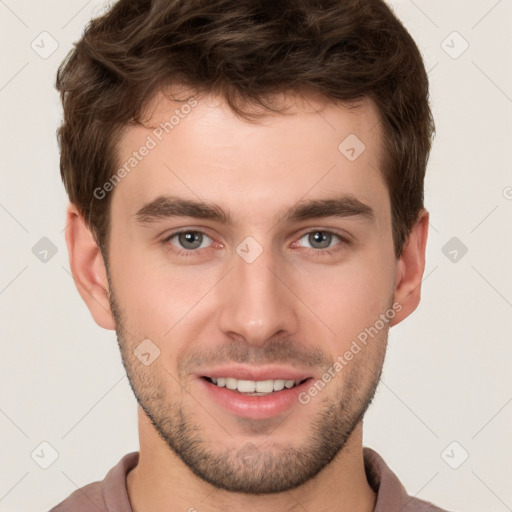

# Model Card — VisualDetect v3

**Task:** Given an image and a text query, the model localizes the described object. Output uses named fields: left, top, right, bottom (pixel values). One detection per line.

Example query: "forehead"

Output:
left=111, top=89, right=388, bottom=227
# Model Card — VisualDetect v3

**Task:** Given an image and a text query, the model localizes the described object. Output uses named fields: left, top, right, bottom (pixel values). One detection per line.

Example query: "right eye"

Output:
left=162, top=229, right=215, bottom=256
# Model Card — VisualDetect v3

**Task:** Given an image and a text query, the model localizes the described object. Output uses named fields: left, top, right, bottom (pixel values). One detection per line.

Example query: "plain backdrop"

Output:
left=1, top=1, right=511, bottom=511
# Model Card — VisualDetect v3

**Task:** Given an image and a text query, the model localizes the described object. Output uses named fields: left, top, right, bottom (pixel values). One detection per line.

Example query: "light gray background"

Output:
left=1, top=1, right=511, bottom=511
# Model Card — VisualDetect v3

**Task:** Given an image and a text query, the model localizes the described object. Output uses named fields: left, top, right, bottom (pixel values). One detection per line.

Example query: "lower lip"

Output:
left=198, top=378, right=312, bottom=420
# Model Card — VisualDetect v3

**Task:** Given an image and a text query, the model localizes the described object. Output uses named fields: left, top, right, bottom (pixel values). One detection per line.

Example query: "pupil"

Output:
left=310, top=231, right=330, bottom=249
left=180, top=231, right=201, bottom=249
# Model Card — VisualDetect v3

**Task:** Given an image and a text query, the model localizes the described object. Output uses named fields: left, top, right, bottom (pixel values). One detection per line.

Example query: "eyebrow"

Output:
left=134, top=193, right=375, bottom=226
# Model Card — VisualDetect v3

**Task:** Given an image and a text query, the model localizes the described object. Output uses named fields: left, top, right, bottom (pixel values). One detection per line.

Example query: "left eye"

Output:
left=296, top=230, right=344, bottom=250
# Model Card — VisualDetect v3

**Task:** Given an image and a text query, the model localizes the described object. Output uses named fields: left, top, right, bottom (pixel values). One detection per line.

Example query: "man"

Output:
left=51, top=0, right=449, bottom=510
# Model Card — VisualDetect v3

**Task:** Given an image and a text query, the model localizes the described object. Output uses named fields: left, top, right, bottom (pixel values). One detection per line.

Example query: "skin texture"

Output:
left=65, top=88, right=429, bottom=512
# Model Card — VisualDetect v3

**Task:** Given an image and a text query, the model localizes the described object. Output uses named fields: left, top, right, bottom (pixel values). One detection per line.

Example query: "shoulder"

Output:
left=399, top=495, right=454, bottom=512
left=363, top=447, right=454, bottom=512
left=49, top=480, right=107, bottom=511
left=48, top=452, right=139, bottom=512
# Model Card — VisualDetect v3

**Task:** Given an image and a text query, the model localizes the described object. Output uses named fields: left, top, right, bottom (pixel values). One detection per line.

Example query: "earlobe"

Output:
left=64, top=204, right=116, bottom=330
left=390, top=209, right=429, bottom=327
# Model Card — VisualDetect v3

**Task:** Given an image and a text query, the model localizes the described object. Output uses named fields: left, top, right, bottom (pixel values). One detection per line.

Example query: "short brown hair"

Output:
left=56, top=0, right=434, bottom=259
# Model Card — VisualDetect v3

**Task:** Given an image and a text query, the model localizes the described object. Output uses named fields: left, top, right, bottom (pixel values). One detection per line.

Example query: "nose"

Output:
left=217, top=243, right=299, bottom=346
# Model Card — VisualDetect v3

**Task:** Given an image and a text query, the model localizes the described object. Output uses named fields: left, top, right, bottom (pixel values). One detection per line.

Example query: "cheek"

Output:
left=301, top=255, right=395, bottom=349
left=110, top=247, right=218, bottom=339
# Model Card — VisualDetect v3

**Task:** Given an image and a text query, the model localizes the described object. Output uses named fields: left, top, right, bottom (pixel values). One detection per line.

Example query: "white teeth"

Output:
left=226, top=377, right=238, bottom=390
left=237, top=380, right=256, bottom=393
left=273, top=379, right=285, bottom=391
left=208, top=377, right=303, bottom=394
left=255, top=380, right=274, bottom=393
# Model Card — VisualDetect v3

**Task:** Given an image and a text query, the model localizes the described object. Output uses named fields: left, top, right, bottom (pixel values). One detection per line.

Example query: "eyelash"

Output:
left=161, top=228, right=350, bottom=258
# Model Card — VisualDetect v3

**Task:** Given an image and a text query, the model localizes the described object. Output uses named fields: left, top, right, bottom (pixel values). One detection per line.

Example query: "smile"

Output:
left=203, top=377, right=307, bottom=396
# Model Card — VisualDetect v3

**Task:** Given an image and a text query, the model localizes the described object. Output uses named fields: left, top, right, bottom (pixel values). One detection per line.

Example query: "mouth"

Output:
left=201, top=376, right=310, bottom=396
left=195, top=366, right=315, bottom=419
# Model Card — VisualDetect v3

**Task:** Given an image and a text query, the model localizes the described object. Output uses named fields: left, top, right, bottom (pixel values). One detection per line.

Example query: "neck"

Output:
left=127, top=407, right=376, bottom=512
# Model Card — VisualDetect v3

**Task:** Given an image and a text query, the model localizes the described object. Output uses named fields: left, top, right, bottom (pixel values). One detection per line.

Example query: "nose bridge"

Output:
left=218, top=238, right=297, bottom=344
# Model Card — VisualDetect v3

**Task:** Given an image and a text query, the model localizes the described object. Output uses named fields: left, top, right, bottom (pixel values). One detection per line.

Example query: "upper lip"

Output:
left=197, top=365, right=313, bottom=382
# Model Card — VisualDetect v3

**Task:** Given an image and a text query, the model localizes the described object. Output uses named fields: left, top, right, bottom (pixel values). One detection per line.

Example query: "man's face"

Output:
left=106, top=90, right=398, bottom=493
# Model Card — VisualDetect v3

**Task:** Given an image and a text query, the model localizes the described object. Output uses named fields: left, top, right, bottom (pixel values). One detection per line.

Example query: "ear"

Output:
left=64, top=203, right=116, bottom=330
left=390, top=209, right=429, bottom=327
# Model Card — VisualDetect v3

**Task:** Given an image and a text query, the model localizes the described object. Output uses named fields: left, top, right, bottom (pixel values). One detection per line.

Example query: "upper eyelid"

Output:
left=296, top=227, right=347, bottom=239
